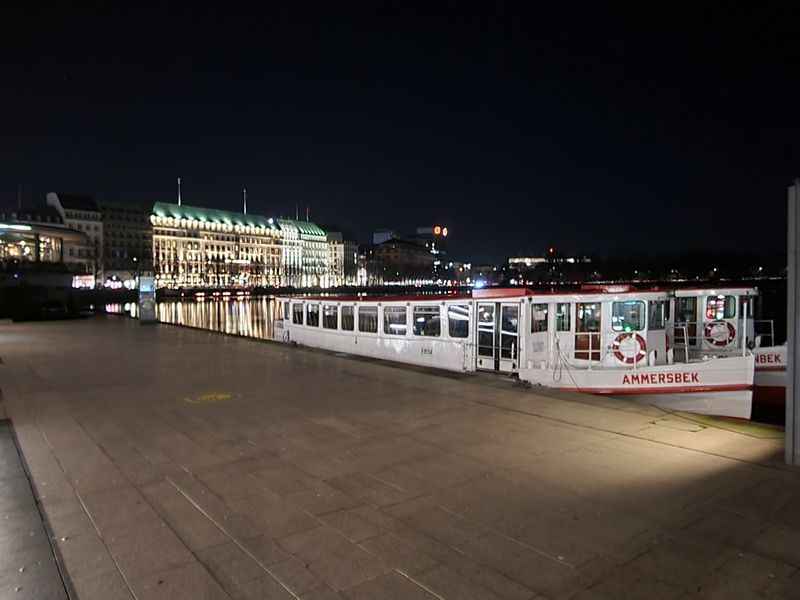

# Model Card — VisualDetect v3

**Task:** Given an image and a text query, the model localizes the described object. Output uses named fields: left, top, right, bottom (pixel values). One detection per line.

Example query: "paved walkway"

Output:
left=0, top=317, right=798, bottom=599
left=0, top=419, right=68, bottom=599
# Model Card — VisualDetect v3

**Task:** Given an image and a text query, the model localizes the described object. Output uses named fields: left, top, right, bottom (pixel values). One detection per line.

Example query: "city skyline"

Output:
left=2, top=6, right=798, bottom=264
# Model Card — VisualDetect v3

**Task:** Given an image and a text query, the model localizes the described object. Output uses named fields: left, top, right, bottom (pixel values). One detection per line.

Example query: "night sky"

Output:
left=2, top=5, right=798, bottom=263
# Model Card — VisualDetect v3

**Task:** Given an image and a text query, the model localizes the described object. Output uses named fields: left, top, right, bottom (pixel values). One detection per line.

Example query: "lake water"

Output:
left=106, top=296, right=280, bottom=340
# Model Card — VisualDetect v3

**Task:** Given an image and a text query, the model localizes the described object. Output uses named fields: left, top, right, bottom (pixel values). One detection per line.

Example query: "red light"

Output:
left=549, top=247, right=555, bottom=254
left=434, top=226, right=442, bottom=235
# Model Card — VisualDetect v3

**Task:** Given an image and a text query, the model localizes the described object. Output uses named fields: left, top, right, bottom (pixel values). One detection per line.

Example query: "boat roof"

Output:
left=673, top=286, right=758, bottom=297
left=280, top=285, right=673, bottom=304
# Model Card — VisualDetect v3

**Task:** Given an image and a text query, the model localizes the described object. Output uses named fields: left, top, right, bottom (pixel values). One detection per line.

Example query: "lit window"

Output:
left=358, top=306, right=378, bottom=333
left=413, top=306, right=440, bottom=336
left=611, top=301, right=645, bottom=332
left=648, top=300, right=670, bottom=330
left=306, top=304, right=319, bottom=327
left=531, top=303, right=548, bottom=333
left=706, top=295, right=736, bottom=320
left=383, top=306, right=407, bottom=336
left=448, top=304, right=469, bottom=338
left=341, top=306, right=355, bottom=331
left=323, top=305, right=338, bottom=329
left=556, top=303, right=571, bottom=332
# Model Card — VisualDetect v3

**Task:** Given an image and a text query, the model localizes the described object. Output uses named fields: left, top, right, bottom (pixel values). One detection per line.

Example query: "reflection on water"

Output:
left=105, top=297, right=279, bottom=340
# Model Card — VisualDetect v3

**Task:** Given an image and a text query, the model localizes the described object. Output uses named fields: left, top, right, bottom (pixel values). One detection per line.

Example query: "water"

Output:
left=106, top=296, right=280, bottom=340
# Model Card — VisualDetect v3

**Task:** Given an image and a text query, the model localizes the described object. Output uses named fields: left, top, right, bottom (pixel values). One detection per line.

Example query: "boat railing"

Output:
left=752, top=319, right=775, bottom=347
left=673, top=325, right=691, bottom=364
left=673, top=321, right=699, bottom=349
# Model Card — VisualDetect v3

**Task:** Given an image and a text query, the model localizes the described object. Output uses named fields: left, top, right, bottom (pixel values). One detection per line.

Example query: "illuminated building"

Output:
left=151, top=203, right=337, bottom=289
left=151, top=202, right=282, bottom=288
left=275, top=219, right=328, bottom=288
left=45, top=193, right=103, bottom=278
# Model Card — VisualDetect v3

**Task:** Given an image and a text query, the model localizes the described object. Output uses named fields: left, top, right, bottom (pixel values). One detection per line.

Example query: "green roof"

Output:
left=277, top=219, right=326, bottom=237
left=152, top=202, right=277, bottom=229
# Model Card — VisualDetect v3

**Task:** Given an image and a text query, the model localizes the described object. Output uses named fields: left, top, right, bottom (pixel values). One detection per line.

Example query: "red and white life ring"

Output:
left=612, top=333, right=647, bottom=364
left=704, top=320, right=736, bottom=347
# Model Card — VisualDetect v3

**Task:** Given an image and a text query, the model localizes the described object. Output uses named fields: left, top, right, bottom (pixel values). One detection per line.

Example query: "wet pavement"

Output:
left=0, top=316, right=799, bottom=599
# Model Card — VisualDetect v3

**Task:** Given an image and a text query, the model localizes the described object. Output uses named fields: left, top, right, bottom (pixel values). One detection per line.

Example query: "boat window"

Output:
left=283, top=302, right=290, bottom=320
left=292, top=303, right=303, bottom=325
left=706, top=295, right=736, bottom=320
left=323, top=305, right=338, bottom=329
left=448, top=304, right=470, bottom=338
left=556, top=303, right=571, bottom=332
left=358, top=306, right=378, bottom=333
left=648, top=300, right=668, bottom=330
left=306, top=304, right=320, bottom=327
left=413, top=306, right=440, bottom=337
left=478, top=304, right=494, bottom=326
left=531, top=303, right=548, bottom=333
left=383, top=306, right=408, bottom=336
left=341, top=305, right=354, bottom=331
left=576, top=303, right=601, bottom=332
left=501, top=305, right=518, bottom=333
left=676, top=297, right=696, bottom=324
left=612, top=301, right=645, bottom=332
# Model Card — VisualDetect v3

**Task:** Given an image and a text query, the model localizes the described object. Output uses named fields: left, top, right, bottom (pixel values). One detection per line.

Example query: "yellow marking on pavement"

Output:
left=184, top=392, right=234, bottom=405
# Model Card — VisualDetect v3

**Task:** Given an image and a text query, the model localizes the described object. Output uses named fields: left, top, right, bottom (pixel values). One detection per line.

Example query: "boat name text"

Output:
left=622, top=372, right=700, bottom=385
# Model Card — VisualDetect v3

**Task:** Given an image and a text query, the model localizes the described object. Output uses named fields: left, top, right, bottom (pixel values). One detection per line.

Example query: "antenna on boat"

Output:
left=177, top=177, right=182, bottom=206
left=306, top=206, right=310, bottom=222
left=295, top=203, right=299, bottom=220
left=243, top=187, right=247, bottom=215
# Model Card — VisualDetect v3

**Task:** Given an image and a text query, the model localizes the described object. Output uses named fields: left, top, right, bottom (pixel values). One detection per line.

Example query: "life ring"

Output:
left=612, top=333, right=647, bottom=364
left=704, top=320, right=736, bottom=347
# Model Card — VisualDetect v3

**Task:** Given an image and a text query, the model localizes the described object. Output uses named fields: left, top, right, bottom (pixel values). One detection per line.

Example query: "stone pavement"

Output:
left=0, top=419, right=68, bottom=599
left=0, top=316, right=799, bottom=599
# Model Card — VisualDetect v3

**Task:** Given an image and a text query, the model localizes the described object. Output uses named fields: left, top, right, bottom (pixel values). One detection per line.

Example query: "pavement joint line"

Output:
left=164, top=474, right=305, bottom=600
left=435, top=503, right=578, bottom=569
left=37, top=420, right=136, bottom=600
left=394, top=568, right=446, bottom=600
left=4, top=420, right=75, bottom=600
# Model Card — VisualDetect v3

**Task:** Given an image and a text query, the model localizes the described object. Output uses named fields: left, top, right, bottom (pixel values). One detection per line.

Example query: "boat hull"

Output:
left=520, top=355, right=754, bottom=419
left=753, top=345, right=786, bottom=413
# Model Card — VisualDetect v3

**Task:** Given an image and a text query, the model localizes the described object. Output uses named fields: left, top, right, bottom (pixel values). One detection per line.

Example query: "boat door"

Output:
left=476, top=301, right=520, bottom=373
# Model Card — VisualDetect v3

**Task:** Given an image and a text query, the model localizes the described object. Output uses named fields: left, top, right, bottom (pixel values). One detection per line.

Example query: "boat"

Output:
left=274, top=285, right=754, bottom=419
left=672, top=286, right=785, bottom=415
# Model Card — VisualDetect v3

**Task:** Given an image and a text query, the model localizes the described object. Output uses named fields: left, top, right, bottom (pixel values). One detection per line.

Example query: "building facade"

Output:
left=45, top=193, right=103, bottom=278
left=366, top=237, right=435, bottom=284
left=276, top=219, right=328, bottom=288
left=99, top=200, right=153, bottom=286
left=151, top=202, right=282, bottom=288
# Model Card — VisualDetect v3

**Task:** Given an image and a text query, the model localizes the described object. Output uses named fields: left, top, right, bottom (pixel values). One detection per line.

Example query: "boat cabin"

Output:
left=276, top=286, right=687, bottom=375
left=672, top=287, right=757, bottom=355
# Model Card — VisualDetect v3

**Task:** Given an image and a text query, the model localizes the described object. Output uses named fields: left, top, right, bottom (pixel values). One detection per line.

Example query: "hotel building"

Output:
left=151, top=202, right=337, bottom=289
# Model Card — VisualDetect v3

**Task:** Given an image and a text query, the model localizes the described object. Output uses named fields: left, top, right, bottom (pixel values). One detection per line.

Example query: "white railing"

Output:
left=673, top=325, right=690, bottom=364
left=673, top=321, right=699, bottom=349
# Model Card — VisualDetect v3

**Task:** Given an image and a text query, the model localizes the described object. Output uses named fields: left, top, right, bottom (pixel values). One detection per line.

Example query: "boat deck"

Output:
left=0, top=316, right=798, bottom=599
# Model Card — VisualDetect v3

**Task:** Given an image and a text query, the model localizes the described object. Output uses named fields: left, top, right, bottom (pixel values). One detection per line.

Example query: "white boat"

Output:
left=672, top=286, right=784, bottom=414
left=275, top=286, right=755, bottom=419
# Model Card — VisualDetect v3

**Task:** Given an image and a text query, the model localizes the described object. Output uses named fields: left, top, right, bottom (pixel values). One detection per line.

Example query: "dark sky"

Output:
left=2, top=4, right=798, bottom=263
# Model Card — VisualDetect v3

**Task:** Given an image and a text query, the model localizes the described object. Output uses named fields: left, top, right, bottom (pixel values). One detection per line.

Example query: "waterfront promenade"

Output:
left=0, top=317, right=799, bottom=599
